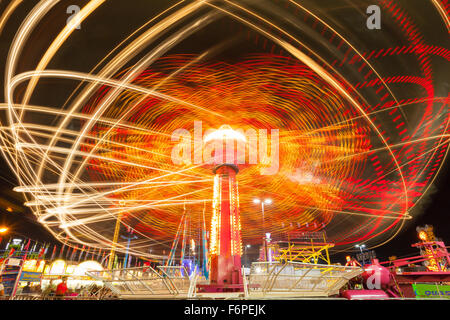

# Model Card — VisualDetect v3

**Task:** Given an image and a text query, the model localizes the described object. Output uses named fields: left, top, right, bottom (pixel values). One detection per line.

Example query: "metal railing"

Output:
left=10, top=294, right=103, bottom=300
left=86, top=265, right=199, bottom=298
left=243, top=261, right=363, bottom=298
left=84, top=261, right=363, bottom=299
left=5, top=289, right=120, bottom=300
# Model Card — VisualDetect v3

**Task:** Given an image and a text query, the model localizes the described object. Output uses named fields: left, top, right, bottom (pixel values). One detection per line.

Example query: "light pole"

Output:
left=253, top=198, right=272, bottom=262
left=121, top=232, right=138, bottom=269
left=355, top=244, right=366, bottom=266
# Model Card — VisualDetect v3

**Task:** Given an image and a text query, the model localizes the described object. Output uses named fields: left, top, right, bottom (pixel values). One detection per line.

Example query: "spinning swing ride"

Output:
left=0, top=0, right=448, bottom=283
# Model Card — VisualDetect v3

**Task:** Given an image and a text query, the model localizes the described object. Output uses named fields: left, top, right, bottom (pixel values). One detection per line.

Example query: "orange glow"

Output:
left=210, top=175, right=221, bottom=256
left=0, top=0, right=448, bottom=259
left=23, top=259, right=38, bottom=272
left=49, top=260, right=66, bottom=275
left=418, top=231, right=428, bottom=241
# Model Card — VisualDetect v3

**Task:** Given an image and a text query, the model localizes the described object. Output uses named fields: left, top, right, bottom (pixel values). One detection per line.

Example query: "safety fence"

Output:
left=87, top=265, right=198, bottom=298
left=84, top=262, right=362, bottom=299
left=243, top=261, right=363, bottom=298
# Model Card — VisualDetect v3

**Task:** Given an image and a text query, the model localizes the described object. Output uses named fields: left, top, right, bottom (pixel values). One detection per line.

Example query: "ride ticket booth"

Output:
left=0, top=258, right=45, bottom=297
left=16, top=259, right=46, bottom=295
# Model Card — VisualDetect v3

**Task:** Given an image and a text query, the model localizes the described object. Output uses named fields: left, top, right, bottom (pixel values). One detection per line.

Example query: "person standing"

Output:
left=22, top=282, right=32, bottom=294
left=55, top=277, right=68, bottom=299
left=345, top=255, right=362, bottom=267
left=42, top=280, right=55, bottom=299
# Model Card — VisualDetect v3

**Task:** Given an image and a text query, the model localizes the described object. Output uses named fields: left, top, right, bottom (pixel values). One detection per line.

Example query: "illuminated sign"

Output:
left=49, top=260, right=66, bottom=274
left=74, top=260, right=103, bottom=276
left=23, top=260, right=38, bottom=272
left=412, top=284, right=450, bottom=299
left=6, top=258, right=21, bottom=266
left=20, top=271, right=42, bottom=282
left=36, top=260, right=46, bottom=273
left=66, top=265, right=76, bottom=274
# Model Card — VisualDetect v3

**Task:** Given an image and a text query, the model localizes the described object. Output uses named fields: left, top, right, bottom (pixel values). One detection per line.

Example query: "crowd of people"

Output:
left=41, top=278, right=119, bottom=299
left=0, top=276, right=119, bottom=300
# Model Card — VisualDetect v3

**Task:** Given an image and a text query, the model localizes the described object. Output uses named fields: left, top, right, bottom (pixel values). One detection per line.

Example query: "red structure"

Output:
left=208, top=164, right=243, bottom=291
left=342, top=225, right=450, bottom=299
left=381, top=226, right=450, bottom=298
left=197, top=126, right=244, bottom=293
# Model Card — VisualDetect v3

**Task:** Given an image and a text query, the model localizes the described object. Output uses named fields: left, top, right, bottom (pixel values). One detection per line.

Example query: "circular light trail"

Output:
left=0, top=0, right=448, bottom=259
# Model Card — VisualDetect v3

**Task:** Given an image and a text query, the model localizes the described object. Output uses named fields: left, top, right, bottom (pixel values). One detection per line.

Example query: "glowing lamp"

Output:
left=418, top=231, right=427, bottom=241
left=66, top=265, right=76, bottom=275
left=49, top=260, right=67, bottom=274
left=0, top=227, right=8, bottom=233
left=203, top=125, right=247, bottom=168
left=23, top=260, right=38, bottom=272
left=203, top=125, right=247, bottom=143
left=74, top=260, right=103, bottom=276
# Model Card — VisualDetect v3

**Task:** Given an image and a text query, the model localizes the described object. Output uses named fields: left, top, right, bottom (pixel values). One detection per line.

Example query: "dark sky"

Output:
left=0, top=0, right=448, bottom=264
left=0, top=157, right=59, bottom=246
left=370, top=161, right=450, bottom=261
left=333, top=160, right=450, bottom=262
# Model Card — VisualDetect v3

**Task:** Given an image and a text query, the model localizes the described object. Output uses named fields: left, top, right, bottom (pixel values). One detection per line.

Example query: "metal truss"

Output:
left=243, top=261, right=363, bottom=298
left=272, top=232, right=335, bottom=265
left=87, top=261, right=362, bottom=299
left=87, top=265, right=195, bottom=298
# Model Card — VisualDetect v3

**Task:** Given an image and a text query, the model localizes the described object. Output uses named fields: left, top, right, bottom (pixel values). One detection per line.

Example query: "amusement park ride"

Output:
left=196, top=126, right=245, bottom=293
left=90, top=224, right=450, bottom=299
left=341, top=225, right=450, bottom=299
left=270, top=231, right=334, bottom=265
left=2, top=125, right=449, bottom=300
left=379, top=225, right=450, bottom=298
left=85, top=127, right=450, bottom=299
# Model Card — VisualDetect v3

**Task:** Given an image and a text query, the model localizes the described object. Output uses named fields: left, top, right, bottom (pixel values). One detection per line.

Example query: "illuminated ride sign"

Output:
left=412, top=284, right=450, bottom=299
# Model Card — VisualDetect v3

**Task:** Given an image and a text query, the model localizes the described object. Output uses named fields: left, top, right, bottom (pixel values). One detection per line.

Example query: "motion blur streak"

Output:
left=0, top=0, right=448, bottom=258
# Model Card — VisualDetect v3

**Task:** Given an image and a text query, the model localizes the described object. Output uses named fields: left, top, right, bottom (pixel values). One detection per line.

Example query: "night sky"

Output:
left=0, top=0, right=448, bottom=264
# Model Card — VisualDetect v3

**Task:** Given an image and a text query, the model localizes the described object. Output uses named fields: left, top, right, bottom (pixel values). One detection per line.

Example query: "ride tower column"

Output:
left=198, top=125, right=245, bottom=293
left=209, top=163, right=243, bottom=289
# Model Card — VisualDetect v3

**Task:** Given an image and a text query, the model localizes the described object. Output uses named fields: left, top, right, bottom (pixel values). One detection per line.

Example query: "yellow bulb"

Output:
left=418, top=231, right=427, bottom=241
